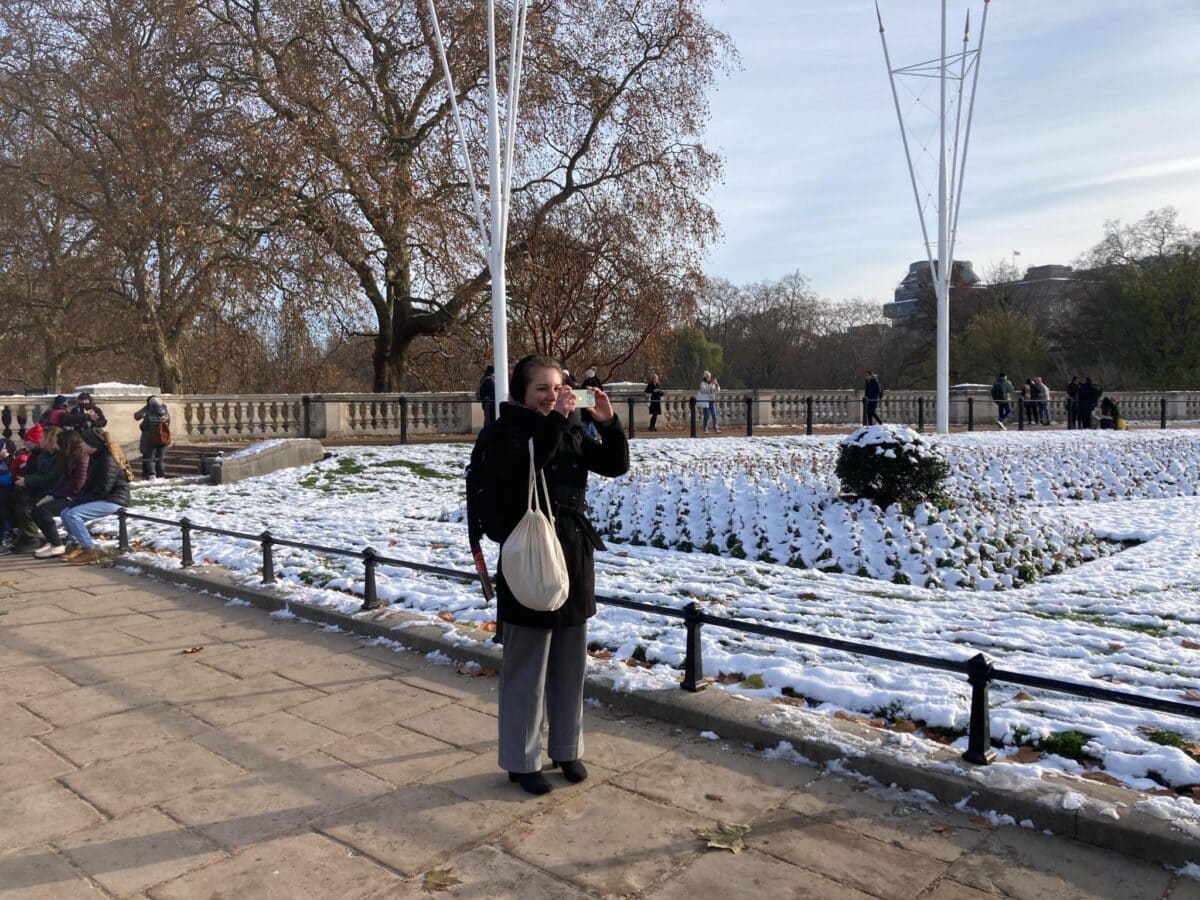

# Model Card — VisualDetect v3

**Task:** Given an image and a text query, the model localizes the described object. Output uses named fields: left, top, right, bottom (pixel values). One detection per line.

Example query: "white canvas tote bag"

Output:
left=500, top=439, right=569, bottom=611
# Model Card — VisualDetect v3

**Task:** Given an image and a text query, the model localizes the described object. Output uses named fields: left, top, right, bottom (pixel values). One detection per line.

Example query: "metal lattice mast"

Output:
left=876, top=0, right=992, bottom=434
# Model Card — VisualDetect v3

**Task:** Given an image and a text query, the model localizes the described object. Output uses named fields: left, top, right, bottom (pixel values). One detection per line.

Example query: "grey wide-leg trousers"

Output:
left=498, top=622, right=588, bottom=774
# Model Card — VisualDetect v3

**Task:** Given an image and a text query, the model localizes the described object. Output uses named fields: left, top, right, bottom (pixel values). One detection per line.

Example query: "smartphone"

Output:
left=572, top=388, right=596, bottom=409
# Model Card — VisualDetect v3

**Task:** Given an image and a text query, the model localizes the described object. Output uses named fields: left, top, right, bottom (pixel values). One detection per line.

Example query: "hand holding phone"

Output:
left=572, top=388, right=596, bottom=409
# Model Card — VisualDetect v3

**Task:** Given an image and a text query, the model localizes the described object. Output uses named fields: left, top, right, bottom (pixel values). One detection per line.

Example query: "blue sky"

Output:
left=700, top=0, right=1200, bottom=303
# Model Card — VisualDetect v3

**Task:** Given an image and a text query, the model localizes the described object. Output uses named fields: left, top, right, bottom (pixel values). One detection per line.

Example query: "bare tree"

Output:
left=205, top=0, right=730, bottom=390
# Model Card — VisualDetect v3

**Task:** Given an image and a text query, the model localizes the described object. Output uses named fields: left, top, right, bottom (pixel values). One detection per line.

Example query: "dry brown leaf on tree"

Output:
left=694, top=821, right=751, bottom=854
left=422, top=868, right=463, bottom=892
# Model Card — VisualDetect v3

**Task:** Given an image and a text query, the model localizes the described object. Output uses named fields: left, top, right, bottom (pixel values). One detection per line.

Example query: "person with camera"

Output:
left=134, top=396, right=172, bottom=479
left=467, top=355, right=629, bottom=795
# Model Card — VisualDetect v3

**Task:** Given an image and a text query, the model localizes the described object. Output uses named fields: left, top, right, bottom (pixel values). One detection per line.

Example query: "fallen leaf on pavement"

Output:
left=704, top=793, right=725, bottom=803
left=479, top=621, right=497, bottom=633
left=1107, top=643, right=1124, bottom=652
left=181, top=646, right=204, bottom=654
left=969, top=816, right=994, bottom=829
left=1182, top=639, right=1200, bottom=650
left=771, top=695, right=805, bottom=708
left=437, top=611, right=456, bottom=622
left=715, top=671, right=744, bottom=684
left=890, top=719, right=916, bottom=733
left=930, top=822, right=954, bottom=834
left=422, top=868, right=463, bottom=892
left=1012, top=691, right=1033, bottom=702
left=1183, top=690, right=1200, bottom=702
left=695, top=821, right=751, bottom=854
left=455, top=665, right=497, bottom=678
left=587, top=648, right=613, bottom=660
left=1081, top=771, right=1123, bottom=787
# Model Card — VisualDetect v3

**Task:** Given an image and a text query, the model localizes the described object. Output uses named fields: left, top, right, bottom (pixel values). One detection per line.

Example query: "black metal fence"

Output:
left=117, top=508, right=1200, bottom=767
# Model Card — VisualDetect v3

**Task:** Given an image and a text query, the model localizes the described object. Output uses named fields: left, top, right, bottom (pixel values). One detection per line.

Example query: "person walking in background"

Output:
left=133, top=395, right=171, bottom=479
left=1032, top=377, right=1051, bottom=426
left=864, top=371, right=884, bottom=425
left=698, top=371, right=720, bottom=433
left=644, top=374, right=664, bottom=432
left=1065, top=376, right=1082, bottom=429
left=1076, top=377, right=1101, bottom=430
left=991, top=372, right=1014, bottom=430
left=1022, top=379, right=1037, bottom=425
left=477, top=365, right=497, bottom=427
left=468, top=355, right=628, bottom=795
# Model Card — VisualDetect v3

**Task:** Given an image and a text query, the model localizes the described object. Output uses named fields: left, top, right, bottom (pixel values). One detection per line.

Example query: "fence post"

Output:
left=360, top=547, right=381, bottom=611
left=1161, top=397, right=1167, bottom=430
left=1017, top=397, right=1025, bottom=431
left=962, top=653, right=996, bottom=765
left=180, top=517, right=194, bottom=567
left=627, top=396, right=636, bottom=439
left=744, top=396, right=753, bottom=437
left=399, top=397, right=408, bottom=445
left=805, top=396, right=814, bottom=436
left=917, top=397, right=925, bottom=432
left=689, top=397, right=697, bottom=438
left=681, top=601, right=705, bottom=692
left=967, top=397, right=974, bottom=432
left=117, top=508, right=129, bottom=553
left=261, top=531, right=275, bottom=584
left=302, top=395, right=311, bottom=437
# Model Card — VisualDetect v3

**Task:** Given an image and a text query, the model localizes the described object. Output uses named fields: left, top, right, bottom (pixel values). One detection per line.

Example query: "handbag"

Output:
left=152, top=420, right=172, bottom=447
left=500, top=438, right=569, bottom=612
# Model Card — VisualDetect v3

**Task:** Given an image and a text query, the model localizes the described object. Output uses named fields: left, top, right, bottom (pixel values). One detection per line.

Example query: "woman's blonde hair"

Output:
left=102, top=431, right=135, bottom=482
left=702, top=370, right=712, bottom=380
left=41, top=426, right=61, bottom=453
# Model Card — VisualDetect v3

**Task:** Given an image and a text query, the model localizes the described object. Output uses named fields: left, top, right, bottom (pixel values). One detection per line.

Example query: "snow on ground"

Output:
left=114, top=430, right=1200, bottom=802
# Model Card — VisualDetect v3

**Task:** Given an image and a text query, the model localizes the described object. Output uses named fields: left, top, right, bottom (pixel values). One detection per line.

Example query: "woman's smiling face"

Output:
left=522, top=366, right=563, bottom=415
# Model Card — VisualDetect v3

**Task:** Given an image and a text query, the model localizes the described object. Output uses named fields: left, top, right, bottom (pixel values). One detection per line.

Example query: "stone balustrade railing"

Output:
left=3, top=388, right=1198, bottom=445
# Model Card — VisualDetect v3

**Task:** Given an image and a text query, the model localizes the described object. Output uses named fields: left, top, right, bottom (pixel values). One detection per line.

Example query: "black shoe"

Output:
left=508, top=771, right=552, bottom=795
left=552, top=759, right=589, bottom=783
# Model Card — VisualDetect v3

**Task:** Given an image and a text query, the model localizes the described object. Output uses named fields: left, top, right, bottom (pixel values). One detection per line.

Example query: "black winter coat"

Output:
left=477, top=401, right=629, bottom=628
left=62, top=402, right=107, bottom=431
left=70, top=451, right=130, bottom=508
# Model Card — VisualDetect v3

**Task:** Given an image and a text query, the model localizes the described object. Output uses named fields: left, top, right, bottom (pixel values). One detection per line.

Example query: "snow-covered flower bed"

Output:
left=114, top=431, right=1200, bottom=801
left=588, top=428, right=1117, bottom=590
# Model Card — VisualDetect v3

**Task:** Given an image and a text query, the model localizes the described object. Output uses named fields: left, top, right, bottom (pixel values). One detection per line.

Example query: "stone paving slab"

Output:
left=3, top=555, right=1198, bottom=899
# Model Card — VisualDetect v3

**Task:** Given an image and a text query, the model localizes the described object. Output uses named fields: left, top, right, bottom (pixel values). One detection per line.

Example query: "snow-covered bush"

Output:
left=836, top=425, right=949, bottom=511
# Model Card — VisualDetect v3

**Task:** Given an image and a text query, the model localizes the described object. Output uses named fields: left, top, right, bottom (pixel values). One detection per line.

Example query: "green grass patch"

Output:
left=1035, top=729, right=1099, bottom=763
left=1143, top=729, right=1200, bottom=761
left=738, top=673, right=765, bottom=690
left=371, top=459, right=457, bottom=479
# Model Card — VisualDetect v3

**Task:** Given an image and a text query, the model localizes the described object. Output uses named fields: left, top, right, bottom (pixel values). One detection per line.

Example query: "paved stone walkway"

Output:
left=1, top=557, right=1195, bottom=899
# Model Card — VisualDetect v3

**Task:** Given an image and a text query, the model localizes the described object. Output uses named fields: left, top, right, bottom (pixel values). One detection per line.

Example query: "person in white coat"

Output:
left=697, top=371, right=720, bottom=433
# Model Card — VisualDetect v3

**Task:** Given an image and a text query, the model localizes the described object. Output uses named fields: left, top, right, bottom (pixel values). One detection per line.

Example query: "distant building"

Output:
left=881, top=260, right=983, bottom=323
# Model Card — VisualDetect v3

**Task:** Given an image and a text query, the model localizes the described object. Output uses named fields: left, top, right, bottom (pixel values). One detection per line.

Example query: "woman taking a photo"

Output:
left=472, top=355, right=629, bottom=795
left=134, top=395, right=171, bottom=479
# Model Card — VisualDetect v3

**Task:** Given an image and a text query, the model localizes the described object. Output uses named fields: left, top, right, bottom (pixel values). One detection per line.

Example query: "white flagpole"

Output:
left=485, top=0, right=509, bottom=411
left=935, top=0, right=950, bottom=434
left=949, top=0, right=991, bottom=260
left=501, top=0, right=528, bottom=250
